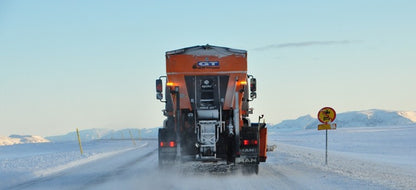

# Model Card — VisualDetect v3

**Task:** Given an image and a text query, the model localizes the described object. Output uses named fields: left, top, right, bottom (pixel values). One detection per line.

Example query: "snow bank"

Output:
left=276, top=143, right=416, bottom=190
left=0, top=140, right=144, bottom=189
left=271, top=125, right=416, bottom=189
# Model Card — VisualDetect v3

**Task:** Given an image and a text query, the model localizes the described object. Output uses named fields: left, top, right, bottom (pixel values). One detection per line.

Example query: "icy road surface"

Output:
left=2, top=142, right=390, bottom=190
left=2, top=125, right=416, bottom=190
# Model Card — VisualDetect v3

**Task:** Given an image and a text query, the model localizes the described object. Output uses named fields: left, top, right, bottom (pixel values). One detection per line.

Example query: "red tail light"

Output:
left=169, top=141, right=176, bottom=147
left=160, top=141, right=176, bottom=147
left=242, top=139, right=258, bottom=146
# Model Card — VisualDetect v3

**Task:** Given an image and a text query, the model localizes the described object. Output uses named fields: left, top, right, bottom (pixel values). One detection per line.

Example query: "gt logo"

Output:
left=195, top=61, right=219, bottom=68
left=193, top=61, right=220, bottom=69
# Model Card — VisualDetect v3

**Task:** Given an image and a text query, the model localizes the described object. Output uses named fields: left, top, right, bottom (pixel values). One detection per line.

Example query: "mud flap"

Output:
left=259, top=124, right=267, bottom=162
left=158, top=128, right=177, bottom=167
left=239, top=127, right=259, bottom=174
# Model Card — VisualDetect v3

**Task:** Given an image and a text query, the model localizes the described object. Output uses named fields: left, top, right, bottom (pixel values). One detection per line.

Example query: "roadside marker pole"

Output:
left=76, top=128, right=84, bottom=155
left=129, top=130, right=136, bottom=145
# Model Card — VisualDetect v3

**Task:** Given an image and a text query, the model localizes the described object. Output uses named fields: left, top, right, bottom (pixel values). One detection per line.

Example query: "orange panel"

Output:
left=166, top=51, right=248, bottom=111
left=166, top=54, right=247, bottom=74
left=259, top=127, right=267, bottom=162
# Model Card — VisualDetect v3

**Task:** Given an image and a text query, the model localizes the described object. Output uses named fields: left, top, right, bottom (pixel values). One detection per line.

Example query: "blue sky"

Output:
left=1, top=1, right=415, bottom=136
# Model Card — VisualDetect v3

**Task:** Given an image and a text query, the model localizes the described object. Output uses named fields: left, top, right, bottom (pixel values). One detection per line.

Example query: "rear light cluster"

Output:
left=242, top=139, right=258, bottom=146
left=160, top=141, right=176, bottom=147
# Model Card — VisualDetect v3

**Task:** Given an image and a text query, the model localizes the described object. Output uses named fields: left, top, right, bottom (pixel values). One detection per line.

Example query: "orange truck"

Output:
left=156, top=45, right=267, bottom=174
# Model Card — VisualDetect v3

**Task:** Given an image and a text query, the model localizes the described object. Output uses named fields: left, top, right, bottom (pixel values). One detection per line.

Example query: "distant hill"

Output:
left=271, top=109, right=416, bottom=130
left=4, top=109, right=416, bottom=144
left=269, top=115, right=315, bottom=131
left=0, top=135, right=50, bottom=146
left=46, top=128, right=158, bottom=142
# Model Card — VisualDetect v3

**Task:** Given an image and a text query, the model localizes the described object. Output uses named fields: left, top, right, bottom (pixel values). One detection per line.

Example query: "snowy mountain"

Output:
left=46, top=128, right=158, bottom=142
left=0, top=135, right=50, bottom=146
left=271, top=109, right=416, bottom=130
left=398, top=111, right=416, bottom=122
left=269, top=115, right=315, bottom=131
left=45, top=128, right=114, bottom=142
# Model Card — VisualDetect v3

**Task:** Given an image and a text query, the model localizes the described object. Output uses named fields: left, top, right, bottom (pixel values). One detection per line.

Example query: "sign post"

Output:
left=317, top=107, right=337, bottom=165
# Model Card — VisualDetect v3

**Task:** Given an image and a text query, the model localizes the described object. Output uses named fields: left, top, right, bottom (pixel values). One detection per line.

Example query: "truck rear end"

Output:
left=155, top=45, right=267, bottom=174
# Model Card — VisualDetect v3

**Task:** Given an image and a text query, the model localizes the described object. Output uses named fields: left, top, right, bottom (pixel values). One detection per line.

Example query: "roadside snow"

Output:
left=270, top=125, right=416, bottom=189
left=275, top=144, right=416, bottom=189
left=0, top=140, right=142, bottom=189
left=34, top=143, right=147, bottom=177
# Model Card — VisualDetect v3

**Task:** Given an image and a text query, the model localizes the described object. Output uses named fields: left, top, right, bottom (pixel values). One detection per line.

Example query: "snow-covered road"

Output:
left=5, top=141, right=157, bottom=190
left=2, top=125, right=415, bottom=190
left=2, top=143, right=397, bottom=190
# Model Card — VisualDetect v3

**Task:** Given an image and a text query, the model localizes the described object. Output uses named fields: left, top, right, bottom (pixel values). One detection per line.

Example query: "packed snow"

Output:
left=269, top=125, right=416, bottom=189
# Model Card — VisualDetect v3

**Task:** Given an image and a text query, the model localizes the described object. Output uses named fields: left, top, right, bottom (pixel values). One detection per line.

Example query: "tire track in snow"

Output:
left=81, top=148, right=157, bottom=189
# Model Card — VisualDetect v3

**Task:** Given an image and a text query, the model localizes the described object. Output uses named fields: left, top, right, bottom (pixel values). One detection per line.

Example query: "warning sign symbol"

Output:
left=318, top=107, right=336, bottom=124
